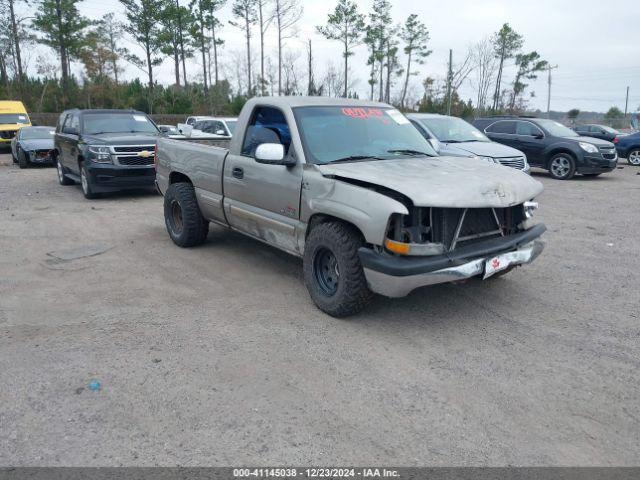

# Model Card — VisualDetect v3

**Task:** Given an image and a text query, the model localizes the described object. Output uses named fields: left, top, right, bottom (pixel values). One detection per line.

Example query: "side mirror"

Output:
left=255, top=143, right=288, bottom=165
left=532, top=133, right=543, bottom=140
left=215, top=129, right=226, bottom=136
left=428, top=138, right=441, bottom=153
left=65, top=127, right=78, bottom=135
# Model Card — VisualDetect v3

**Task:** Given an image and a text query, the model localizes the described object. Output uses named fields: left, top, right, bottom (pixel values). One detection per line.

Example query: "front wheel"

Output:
left=303, top=222, right=373, bottom=318
left=628, top=149, right=640, bottom=166
left=163, top=182, right=209, bottom=247
left=548, top=153, right=576, bottom=180
left=18, top=150, right=29, bottom=169
left=80, top=165, right=97, bottom=199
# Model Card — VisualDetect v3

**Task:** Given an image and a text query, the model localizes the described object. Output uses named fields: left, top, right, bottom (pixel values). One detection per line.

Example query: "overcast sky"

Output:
left=20, top=0, right=640, bottom=112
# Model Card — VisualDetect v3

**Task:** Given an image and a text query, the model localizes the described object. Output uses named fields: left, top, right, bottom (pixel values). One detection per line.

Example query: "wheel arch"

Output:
left=545, top=147, right=577, bottom=168
left=169, top=171, right=193, bottom=185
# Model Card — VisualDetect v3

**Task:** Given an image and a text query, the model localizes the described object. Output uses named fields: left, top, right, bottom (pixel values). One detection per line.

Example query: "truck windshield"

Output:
left=83, top=113, right=159, bottom=135
left=293, top=106, right=437, bottom=164
left=418, top=116, right=489, bottom=143
left=0, top=113, right=29, bottom=124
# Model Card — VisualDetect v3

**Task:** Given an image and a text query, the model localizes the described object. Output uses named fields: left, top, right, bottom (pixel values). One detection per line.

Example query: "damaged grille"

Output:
left=387, top=205, right=524, bottom=253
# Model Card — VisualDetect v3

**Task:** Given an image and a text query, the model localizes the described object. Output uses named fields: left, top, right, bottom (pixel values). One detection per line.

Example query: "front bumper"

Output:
left=359, top=224, right=546, bottom=298
left=86, top=163, right=156, bottom=192
left=578, top=154, right=617, bottom=174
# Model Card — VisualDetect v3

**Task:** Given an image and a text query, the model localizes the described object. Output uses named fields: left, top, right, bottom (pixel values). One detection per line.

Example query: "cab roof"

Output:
left=244, top=96, right=391, bottom=109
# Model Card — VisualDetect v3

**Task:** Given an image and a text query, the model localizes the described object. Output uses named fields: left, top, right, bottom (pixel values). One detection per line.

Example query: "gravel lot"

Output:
left=1, top=152, right=639, bottom=466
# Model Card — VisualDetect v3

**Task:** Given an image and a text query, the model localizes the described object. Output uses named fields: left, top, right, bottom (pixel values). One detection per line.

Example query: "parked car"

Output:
left=156, top=97, right=546, bottom=317
left=54, top=109, right=161, bottom=199
left=574, top=124, right=621, bottom=143
left=158, top=125, right=185, bottom=138
left=407, top=113, right=530, bottom=172
left=615, top=131, right=640, bottom=165
left=473, top=116, right=618, bottom=180
left=11, top=126, right=55, bottom=168
left=0, top=100, right=31, bottom=148
left=179, top=117, right=237, bottom=137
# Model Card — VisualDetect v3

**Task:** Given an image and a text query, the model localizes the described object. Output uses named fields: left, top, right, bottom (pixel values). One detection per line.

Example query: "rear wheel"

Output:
left=548, top=153, right=576, bottom=180
left=56, top=158, right=73, bottom=185
left=303, top=222, right=373, bottom=318
left=80, top=165, right=97, bottom=199
left=163, top=182, right=209, bottom=247
left=628, top=149, right=640, bottom=166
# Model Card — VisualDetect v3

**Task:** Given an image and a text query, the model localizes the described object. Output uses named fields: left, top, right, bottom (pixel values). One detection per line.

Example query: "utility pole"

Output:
left=446, top=49, right=453, bottom=116
left=546, top=64, right=558, bottom=118
left=624, top=86, right=629, bottom=118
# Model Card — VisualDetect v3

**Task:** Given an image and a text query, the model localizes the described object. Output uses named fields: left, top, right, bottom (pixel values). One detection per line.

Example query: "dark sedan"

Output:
left=11, top=126, right=56, bottom=168
left=574, top=124, right=620, bottom=143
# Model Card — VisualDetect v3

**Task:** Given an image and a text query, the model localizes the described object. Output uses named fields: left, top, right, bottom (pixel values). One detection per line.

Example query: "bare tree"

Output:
left=230, top=0, right=257, bottom=96
left=281, top=49, right=300, bottom=95
left=256, top=0, right=273, bottom=95
left=471, top=38, right=498, bottom=113
left=272, top=0, right=302, bottom=96
left=306, top=38, right=317, bottom=95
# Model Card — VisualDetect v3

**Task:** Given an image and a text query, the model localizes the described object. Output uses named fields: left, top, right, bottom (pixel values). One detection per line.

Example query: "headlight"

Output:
left=88, top=145, right=112, bottom=163
left=579, top=142, right=598, bottom=154
left=523, top=201, right=539, bottom=219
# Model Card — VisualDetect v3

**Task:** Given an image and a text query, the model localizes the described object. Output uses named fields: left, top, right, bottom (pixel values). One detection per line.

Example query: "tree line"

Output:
left=0, top=0, right=550, bottom=117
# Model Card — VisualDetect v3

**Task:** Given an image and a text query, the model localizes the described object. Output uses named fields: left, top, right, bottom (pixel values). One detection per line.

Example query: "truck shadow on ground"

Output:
left=199, top=225, right=523, bottom=324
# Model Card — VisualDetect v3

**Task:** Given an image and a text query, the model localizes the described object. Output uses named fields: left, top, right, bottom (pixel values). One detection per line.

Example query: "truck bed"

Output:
left=155, top=137, right=230, bottom=224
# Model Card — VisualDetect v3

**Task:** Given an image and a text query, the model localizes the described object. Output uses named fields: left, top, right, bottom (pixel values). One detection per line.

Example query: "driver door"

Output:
left=223, top=106, right=303, bottom=255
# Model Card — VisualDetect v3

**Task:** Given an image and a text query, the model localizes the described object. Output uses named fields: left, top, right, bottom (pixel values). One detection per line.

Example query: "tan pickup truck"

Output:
left=155, top=97, right=546, bottom=317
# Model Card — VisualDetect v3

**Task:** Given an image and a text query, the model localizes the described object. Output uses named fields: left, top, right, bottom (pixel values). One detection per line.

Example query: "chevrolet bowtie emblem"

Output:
left=139, top=150, right=151, bottom=158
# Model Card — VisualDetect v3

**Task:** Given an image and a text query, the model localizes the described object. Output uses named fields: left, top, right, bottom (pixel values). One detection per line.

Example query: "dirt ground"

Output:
left=0, top=153, right=639, bottom=466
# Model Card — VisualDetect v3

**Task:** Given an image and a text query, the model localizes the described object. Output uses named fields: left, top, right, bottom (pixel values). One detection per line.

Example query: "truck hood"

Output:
left=443, top=141, right=524, bottom=158
left=20, top=139, right=54, bottom=151
left=317, top=156, right=543, bottom=208
left=81, top=133, right=161, bottom=145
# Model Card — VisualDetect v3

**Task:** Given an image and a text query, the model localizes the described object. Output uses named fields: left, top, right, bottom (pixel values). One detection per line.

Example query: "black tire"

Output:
left=548, top=152, right=576, bottom=180
left=80, top=164, right=98, bottom=199
left=627, top=148, right=640, bottom=166
left=12, top=150, right=17, bottom=163
left=56, top=157, right=74, bottom=185
left=164, top=182, right=209, bottom=247
left=18, top=149, right=29, bottom=169
left=303, top=222, right=373, bottom=318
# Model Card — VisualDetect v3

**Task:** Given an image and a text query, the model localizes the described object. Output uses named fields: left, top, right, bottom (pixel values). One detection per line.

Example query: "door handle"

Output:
left=232, top=167, right=244, bottom=179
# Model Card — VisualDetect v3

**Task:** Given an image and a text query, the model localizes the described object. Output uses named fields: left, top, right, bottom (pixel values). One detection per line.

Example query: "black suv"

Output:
left=54, top=109, right=161, bottom=198
left=473, top=116, right=618, bottom=180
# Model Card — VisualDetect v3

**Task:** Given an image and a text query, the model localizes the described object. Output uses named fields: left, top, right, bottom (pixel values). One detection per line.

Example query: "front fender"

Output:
left=299, top=166, right=409, bottom=250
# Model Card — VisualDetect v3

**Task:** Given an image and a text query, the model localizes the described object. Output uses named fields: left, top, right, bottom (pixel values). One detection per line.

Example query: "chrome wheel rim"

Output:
left=551, top=156, right=571, bottom=177
left=81, top=169, right=88, bottom=194
left=629, top=151, right=640, bottom=165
